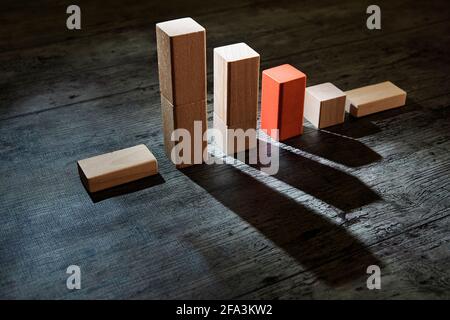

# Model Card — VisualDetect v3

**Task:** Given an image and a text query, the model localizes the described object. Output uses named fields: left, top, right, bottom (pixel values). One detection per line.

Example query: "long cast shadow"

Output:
left=182, top=160, right=381, bottom=286
left=251, top=140, right=381, bottom=212
left=79, top=172, right=165, bottom=203
left=284, top=126, right=382, bottom=167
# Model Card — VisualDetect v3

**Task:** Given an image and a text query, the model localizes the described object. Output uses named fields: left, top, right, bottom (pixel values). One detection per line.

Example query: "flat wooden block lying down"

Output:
left=345, top=81, right=407, bottom=117
left=78, top=144, right=158, bottom=193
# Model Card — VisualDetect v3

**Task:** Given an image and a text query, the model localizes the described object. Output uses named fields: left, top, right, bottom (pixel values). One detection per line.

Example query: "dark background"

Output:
left=0, top=0, right=449, bottom=299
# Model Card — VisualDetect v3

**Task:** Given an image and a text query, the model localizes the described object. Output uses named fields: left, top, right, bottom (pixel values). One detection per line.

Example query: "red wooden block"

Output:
left=260, top=64, right=306, bottom=141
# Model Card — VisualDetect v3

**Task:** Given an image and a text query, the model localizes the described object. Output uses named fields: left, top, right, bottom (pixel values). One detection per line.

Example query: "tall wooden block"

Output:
left=345, top=81, right=407, bottom=117
left=214, top=42, right=260, bottom=128
left=260, top=64, right=306, bottom=141
left=156, top=17, right=206, bottom=105
left=213, top=43, right=259, bottom=154
left=77, top=144, right=158, bottom=193
left=156, top=17, right=207, bottom=167
left=304, top=82, right=346, bottom=129
left=161, top=95, right=207, bottom=168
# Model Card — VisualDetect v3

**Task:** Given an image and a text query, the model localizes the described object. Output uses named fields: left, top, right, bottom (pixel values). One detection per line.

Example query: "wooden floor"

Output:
left=0, top=0, right=449, bottom=299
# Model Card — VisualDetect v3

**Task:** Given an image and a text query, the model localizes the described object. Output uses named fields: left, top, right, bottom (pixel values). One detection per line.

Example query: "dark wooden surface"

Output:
left=0, top=0, right=449, bottom=299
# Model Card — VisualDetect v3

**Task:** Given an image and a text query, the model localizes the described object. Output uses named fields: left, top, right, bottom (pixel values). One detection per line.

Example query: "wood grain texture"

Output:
left=304, top=82, right=346, bottom=129
left=1, top=0, right=447, bottom=119
left=77, top=144, right=158, bottom=193
left=156, top=17, right=206, bottom=106
left=0, top=0, right=449, bottom=300
left=161, top=95, right=207, bottom=167
left=214, top=43, right=260, bottom=127
left=156, top=17, right=207, bottom=167
left=345, top=81, right=407, bottom=117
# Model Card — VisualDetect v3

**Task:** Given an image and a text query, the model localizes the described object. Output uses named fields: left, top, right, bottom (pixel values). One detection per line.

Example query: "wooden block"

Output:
left=77, top=144, right=158, bottom=193
left=304, top=82, right=346, bottom=129
left=156, top=17, right=206, bottom=105
left=213, top=113, right=256, bottom=155
left=345, top=81, right=407, bottom=117
left=260, top=64, right=306, bottom=141
left=214, top=43, right=260, bottom=128
left=161, top=95, right=207, bottom=168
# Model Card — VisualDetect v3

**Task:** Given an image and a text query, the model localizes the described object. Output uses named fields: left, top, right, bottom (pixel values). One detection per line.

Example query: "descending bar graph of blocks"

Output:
left=260, top=64, right=306, bottom=141
left=304, top=82, right=346, bottom=129
left=156, top=17, right=207, bottom=167
left=213, top=43, right=260, bottom=154
left=345, top=81, right=407, bottom=117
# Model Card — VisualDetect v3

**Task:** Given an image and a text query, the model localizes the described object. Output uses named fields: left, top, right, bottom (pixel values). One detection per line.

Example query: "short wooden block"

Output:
left=77, top=144, right=158, bottom=193
left=260, top=64, right=306, bottom=141
left=345, top=81, right=407, bottom=117
left=304, top=82, right=346, bottom=129
left=161, top=95, right=207, bottom=168
left=156, top=17, right=206, bottom=105
left=213, top=113, right=256, bottom=155
left=214, top=43, right=260, bottom=128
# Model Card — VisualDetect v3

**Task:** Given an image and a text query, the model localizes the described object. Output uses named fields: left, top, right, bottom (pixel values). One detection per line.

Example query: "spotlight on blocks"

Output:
left=260, top=64, right=306, bottom=141
left=304, top=82, right=346, bottom=129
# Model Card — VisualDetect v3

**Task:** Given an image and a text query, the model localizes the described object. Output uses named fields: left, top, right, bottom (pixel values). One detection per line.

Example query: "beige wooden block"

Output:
left=156, top=17, right=206, bottom=105
left=161, top=95, right=207, bottom=168
left=78, top=144, right=158, bottom=193
left=345, top=81, right=407, bottom=117
left=214, top=43, right=260, bottom=128
left=213, top=113, right=257, bottom=155
left=304, top=82, right=346, bottom=129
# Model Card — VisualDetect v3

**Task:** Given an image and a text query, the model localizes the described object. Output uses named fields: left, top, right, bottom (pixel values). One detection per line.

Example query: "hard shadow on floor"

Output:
left=182, top=160, right=381, bottom=286
left=324, top=98, right=422, bottom=138
left=284, top=125, right=382, bottom=167
left=251, top=140, right=381, bottom=212
left=320, top=115, right=382, bottom=139
left=80, top=173, right=165, bottom=203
